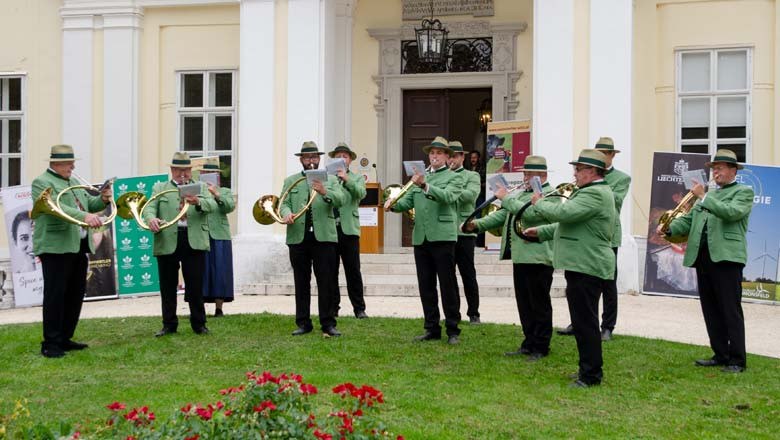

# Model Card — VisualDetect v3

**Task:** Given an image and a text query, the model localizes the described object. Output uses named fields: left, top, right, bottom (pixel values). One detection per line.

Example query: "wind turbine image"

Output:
left=752, top=240, right=776, bottom=295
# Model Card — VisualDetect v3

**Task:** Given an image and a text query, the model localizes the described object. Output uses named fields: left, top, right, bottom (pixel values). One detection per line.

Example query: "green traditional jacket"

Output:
left=604, top=167, right=631, bottom=247
left=473, top=182, right=556, bottom=265
left=142, top=180, right=217, bottom=255
left=336, top=171, right=367, bottom=237
left=280, top=172, right=346, bottom=244
left=668, top=181, right=753, bottom=267
left=454, top=167, right=481, bottom=238
left=206, top=187, right=235, bottom=241
left=535, top=181, right=616, bottom=280
left=392, top=166, right=464, bottom=245
left=31, top=169, right=108, bottom=255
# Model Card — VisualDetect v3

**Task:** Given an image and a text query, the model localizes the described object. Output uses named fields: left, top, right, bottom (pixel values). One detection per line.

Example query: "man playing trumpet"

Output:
left=143, top=152, right=217, bottom=337
left=385, top=136, right=464, bottom=344
left=32, top=144, right=112, bottom=358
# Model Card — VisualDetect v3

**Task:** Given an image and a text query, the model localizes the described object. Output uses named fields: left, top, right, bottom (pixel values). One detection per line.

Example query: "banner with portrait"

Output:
left=84, top=203, right=118, bottom=300
left=114, top=174, right=168, bottom=295
left=2, top=185, right=43, bottom=307
left=643, top=152, right=780, bottom=304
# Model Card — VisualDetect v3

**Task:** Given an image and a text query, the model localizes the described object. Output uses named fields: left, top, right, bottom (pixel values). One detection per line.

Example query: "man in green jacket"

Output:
left=328, top=143, right=368, bottom=319
left=32, top=144, right=112, bottom=358
left=448, top=140, right=482, bottom=324
left=465, top=155, right=557, bottom=359
left=558, top=137, right=631, bottom=341
left=385, top=136, right=464, bottom=344
left=524, top=149, right=616, bottom=387
left=143, top=152, right=217, bottom=337
left=658, top=149, right=753, bottom=373
left=282, top=141, right=347, bottom=337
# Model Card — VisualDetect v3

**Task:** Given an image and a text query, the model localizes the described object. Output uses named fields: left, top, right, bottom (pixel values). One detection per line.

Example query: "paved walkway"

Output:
left=0, top=293, right=777, bottom=359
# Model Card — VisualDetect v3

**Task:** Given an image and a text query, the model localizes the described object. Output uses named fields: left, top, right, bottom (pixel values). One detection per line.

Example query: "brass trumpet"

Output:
left=115, top=189, right=191, bottom=231
left=253, top=176, right=317, bottom=225
left=30, top=174, right=117, bottom=227
left=657, top=179, right=713, bottom=243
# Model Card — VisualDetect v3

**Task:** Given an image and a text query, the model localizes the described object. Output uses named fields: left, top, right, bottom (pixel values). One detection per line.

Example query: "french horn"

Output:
left=382, top=182, right=416, bottom=222
left=515, top=181, right=576, bottom=241
left=30, top=176, right=117, bottom=227
left=253, top=176, right=317, bottom=225
left=115, top=189, right=191, bottom=231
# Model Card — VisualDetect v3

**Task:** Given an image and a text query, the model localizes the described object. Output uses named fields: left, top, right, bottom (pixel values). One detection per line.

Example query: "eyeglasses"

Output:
left=574, top=166, right=592, bottom=173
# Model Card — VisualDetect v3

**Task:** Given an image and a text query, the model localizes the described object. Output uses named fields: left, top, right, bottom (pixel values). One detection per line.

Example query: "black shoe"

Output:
left=355, top=311, right=369, bottom=319
left=469, top=316, right=481, bottom=325
left=194, top=327, right=210, bottom=335
left=504, top=347, right=532, bottom=357
left=322, top=327, right=342, bottom=337
left=526, top=352, right=547, bottom=362
left=413, top=331, right=441, bottom=342
left=557, top=324, right=574, bottom=336
left=41, top=347, right=66, bottom=358
left=601, top=329, right=612, bottom=341
left=62, top=340, right=88, bottom=351
left=695, top=358, right=725, bottom=367
left=447, top=335, right=460, bottom=345
left=292, top=327, right=313, bottom=336
left=721, top=365, right=745, bottom=373
left=154, top=328, right=177, bottom=337
left=214, top=309, right=224, bottom=318
left=570, top=379, right=597, bottom=388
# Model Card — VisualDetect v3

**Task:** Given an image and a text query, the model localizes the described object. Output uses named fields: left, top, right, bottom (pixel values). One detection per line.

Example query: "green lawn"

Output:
left=1, top=313, right=778, bottom=439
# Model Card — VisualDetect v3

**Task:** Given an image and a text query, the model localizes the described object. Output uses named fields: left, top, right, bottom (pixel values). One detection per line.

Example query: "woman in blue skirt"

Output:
left=201, top=158, right=236, bottom=317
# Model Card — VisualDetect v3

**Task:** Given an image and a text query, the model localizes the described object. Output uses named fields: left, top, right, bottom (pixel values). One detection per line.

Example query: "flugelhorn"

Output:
left=30, top=174, right=117, bottom=227
left=657, top=179, right=713, bottom=243
left=515, top=181, right=576, bottom=241
left=116, top=188, right=192, bottom=231
left=460, top=181, right=528, bottom=236
left=253, top=176, right=317, bottom=225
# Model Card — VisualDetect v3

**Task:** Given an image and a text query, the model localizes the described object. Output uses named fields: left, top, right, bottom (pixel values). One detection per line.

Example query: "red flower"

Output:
left=224, top=409, right=233, bottom=416
left=353, top=409, right=363, bottom=417
left=397, top=436, right=405, bottom=440
left=195, top=407, right=213, bottom=420
left=300, top=383, right=318, bottom=395
left=106, top=401, right=126, bottom=411
left=71, top=432, right=81, bottom=439
left=184, top=436, right=200, bottom=440
left=253, top=400, right=277, bottom=413
left=313, top=429, right=333, bottom=440
left=215, top=401, right=224, bottom=410
left=181, top=403, right=193, bottom=413
left=125, top=437, right=136, bottom=440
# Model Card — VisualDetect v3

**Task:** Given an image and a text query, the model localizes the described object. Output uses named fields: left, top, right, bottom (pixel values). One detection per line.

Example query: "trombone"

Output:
left=30, top=173, right=117, bottom=227
left=253, top=176, right=317, bottom=225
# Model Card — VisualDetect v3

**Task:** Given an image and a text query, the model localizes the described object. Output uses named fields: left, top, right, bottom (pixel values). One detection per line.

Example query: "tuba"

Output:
left=657, top=180, right=712, bottom=244
left=116, top=188, right=192, bottom=231
left=514, top=181, right=576, bottom=241
left=30, top=174, right=117, bottom=227
left=253, top=176, right=317, bottom=225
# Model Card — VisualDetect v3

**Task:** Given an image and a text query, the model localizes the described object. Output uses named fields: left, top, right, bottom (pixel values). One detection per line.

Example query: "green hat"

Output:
left=328, top=142, right=357, bottom=160
left=594, top=136, right=621, bottom=153
left=705, top=149, right=743, bottom=170
left=517, top=155, right=548, bottom=172
left=422, top=136, right=453, bottom=156
left=48, top=144, right=78, bottom=162
left=569, top=149, right=608, bottom=170
left=201, top=157, right=220, bottom=171
left=168, top=151, right=193, bottom=168
left=295, top=141, right=325, bottom=156
left=448, top=140, right=466, bottom=155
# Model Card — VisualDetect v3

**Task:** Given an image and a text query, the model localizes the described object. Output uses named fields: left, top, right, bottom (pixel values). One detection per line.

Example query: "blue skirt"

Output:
left=203, top=238, right=234, bottom=302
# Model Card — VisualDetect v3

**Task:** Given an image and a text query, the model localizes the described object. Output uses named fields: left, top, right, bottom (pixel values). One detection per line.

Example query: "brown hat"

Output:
left=168, top=151, right=193, bottom=168
left=328, top=142, right=357, bottom=160
left=295, top=141, right=325, bottom=156
left=48, top=144, right=78, bottom=162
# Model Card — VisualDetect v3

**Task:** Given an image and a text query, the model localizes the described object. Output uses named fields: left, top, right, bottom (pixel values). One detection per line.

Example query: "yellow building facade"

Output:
left=0, top=0, right=778, bottom=291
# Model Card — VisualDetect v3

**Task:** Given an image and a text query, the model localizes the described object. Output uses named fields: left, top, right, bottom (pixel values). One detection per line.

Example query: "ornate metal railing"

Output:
left=401, top=37, right=492, bottom=74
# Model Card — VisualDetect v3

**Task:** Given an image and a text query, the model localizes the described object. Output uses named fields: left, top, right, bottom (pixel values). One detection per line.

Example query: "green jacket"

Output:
left=280, top=172, right=346, bottom=244
left=142, top=180, right=217, bottom=255
left=31, top=169, right=108, bottom=255
left=206, top=187, right=235, bottom=241
left=604, top=167, right=631, bottom=247
left=336, top=171, right=366, bottom=237
left=668, top=182, right=753, bottom=267
left=535, top=181, right=616, bottom=280
left=473, top=182, right=556, bottom=265
left=392, top=166, right=464, bottom=245
left=454, top=167, right=481, bottom=237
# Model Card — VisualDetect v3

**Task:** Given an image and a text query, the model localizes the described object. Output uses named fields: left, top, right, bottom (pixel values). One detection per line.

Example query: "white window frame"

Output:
left=675, top=47, right=752, bottom=161
left=0, top=73, right=26, bottom=188
left=175, top=69, right=238, bottom=188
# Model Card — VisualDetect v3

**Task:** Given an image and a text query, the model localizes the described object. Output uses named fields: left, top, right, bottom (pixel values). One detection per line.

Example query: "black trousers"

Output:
left=39, top=238, right=89, bottom=350
left=156, top=228, right=207, bottom=331
left=565, top=270, right=604, bottom=385
left=334, top=227, right=366, bottom=315
left=455, top=235, right=480, bottom=318
left=600, top=247, right=619, bottom=331
left=513, top=263, right=554, bottom=355
left=694, top=237, right=746, bottom=367
left=289, top=238, right=337, bottom=330
left=414, top=240, right=461, bottom=336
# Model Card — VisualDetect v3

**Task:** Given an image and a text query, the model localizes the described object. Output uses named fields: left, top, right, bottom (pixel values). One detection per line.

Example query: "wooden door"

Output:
left=401, top=89, right=449, bottom=247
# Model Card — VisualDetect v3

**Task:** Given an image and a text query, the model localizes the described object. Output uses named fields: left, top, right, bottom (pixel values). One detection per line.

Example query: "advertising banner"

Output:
left=114, top=174, right=168, bottom=295
left=85, top=203, right=118, bottom=300
left=2, top=185, right=43, bottom=307
left=643, top=152, right=780, bottom=304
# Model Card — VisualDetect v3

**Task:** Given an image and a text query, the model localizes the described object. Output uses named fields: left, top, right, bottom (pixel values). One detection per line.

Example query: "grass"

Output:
left=1, top=313, right=779, bottom=439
